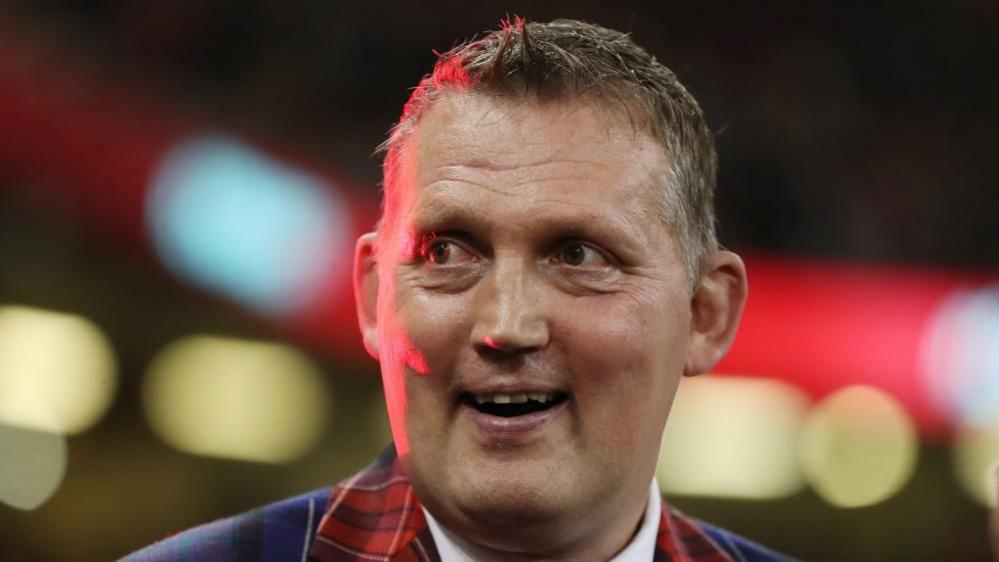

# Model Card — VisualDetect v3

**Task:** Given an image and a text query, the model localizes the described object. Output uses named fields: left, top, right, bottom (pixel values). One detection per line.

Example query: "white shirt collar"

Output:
left=422, top=479, right=661, bottom=562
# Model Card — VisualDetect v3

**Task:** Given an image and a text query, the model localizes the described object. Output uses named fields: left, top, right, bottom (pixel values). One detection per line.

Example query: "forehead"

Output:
left=387, top=93, right=671, bottom=234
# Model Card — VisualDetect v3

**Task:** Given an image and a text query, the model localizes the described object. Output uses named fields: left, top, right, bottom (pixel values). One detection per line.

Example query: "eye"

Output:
left=423, top=238, right=474, bottom=265
left=427, top=240, right=452, bottom=264
left=555, top=242, right=609, bottom=267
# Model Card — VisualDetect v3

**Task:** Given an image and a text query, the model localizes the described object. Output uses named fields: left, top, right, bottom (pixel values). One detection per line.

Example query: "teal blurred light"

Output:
left=147, top=135, right=351, bottom=316
left=921, top=284, right=999, bottom=428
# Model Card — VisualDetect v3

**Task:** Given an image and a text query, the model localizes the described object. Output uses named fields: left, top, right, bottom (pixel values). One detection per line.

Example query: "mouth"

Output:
left=459, top=391, right=570, bottom=418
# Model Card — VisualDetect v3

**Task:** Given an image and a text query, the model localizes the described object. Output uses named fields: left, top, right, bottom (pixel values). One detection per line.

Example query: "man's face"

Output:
left=359, top=93, right=700, bottom=554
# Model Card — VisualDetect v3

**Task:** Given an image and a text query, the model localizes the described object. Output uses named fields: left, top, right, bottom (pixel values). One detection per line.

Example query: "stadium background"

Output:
left=0, top=1, right=996, bottom=560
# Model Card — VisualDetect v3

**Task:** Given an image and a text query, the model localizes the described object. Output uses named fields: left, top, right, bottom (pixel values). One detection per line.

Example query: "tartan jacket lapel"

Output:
left=308, top=448, right=440, bottom=561
left=654, top=507, right=736, bottom=562
left=308, top=447, right=733, bottom=562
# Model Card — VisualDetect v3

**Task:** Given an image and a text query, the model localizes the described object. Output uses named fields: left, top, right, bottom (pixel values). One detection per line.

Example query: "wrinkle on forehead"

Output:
left=424, top=171, right=606, bottom=199
left=384, top=92, right=671, bottom=239
left=436, top=158, right=609, bottom=173
left=411, top=92, right=660, bottom=169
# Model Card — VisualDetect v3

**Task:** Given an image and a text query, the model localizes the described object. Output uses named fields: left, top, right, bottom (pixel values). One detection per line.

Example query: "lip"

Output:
left=461, top=384, right=565, bottom=396
left=460, top=398, right=569, bottom=446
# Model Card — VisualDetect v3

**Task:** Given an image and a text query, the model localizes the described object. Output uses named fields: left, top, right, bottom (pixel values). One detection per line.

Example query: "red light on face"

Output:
left=381, top=367, right=411, bottom=460
left=401, top=346, right=430, bottom=376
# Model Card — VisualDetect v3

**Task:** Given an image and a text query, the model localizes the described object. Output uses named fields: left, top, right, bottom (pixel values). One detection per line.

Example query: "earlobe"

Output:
left=684, top=250, right=748, bottom=377
left=354, top=232, right=381, bottom=360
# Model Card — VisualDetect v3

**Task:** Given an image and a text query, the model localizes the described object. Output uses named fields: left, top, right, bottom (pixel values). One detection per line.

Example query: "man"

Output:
left=125, top=18, right=793, bottom=561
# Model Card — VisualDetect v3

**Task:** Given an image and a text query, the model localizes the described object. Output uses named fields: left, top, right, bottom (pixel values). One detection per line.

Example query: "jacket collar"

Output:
left=309, top=447, right=733, bottom=562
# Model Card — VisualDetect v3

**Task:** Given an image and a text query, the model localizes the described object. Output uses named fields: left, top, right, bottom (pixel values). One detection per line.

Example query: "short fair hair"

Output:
left=379, top=17, right=718, bottom=287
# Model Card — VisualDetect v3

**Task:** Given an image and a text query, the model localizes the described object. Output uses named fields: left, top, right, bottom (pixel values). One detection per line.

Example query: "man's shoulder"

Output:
left=120, top=487, right=331, bottom=562
left=679, top=512, right=799, bottom=562
left=662, top=504, right=798, bottom=562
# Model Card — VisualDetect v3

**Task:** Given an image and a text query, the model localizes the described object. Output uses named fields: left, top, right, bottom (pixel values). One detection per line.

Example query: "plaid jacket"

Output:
left=123, top=447, right=795, bottom=562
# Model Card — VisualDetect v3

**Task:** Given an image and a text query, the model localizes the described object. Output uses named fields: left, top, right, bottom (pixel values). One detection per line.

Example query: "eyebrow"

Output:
left=407, top=200, right=491, bottom=234
left=406, top=193, right=651, bottom=258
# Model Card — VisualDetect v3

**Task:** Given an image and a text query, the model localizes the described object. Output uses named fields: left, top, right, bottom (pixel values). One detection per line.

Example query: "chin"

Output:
left=449, top=458, right=582, bottom=533
left=453, top=490, right=577, bottom=555
left=462, top=483, right=560, bottom=525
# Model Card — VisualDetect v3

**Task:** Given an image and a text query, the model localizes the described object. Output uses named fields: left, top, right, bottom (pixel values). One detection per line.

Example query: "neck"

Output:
left=424, top=480, right=656, bottom=562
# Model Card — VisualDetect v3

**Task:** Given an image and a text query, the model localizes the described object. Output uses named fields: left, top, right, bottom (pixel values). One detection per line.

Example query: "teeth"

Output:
left=472, top=392, right=557, bottom=404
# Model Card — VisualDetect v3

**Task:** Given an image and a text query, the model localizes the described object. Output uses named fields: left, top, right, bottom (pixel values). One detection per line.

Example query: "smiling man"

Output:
left=354, top=94, right=702, bottom=559
left=337, top=17, right=788, bottom=562
left=125, top=18, right=794, bottom=562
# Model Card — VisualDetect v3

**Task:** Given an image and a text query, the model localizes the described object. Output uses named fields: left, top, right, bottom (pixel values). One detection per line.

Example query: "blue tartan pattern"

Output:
left=121, top=487, right=330, bottom=561
left=696, top=520, right=800, bottom=562
left=121, top=448, right=797, bottom=561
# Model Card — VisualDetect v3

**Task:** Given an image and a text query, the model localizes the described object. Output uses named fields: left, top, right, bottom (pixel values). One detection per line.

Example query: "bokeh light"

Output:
left=920, top=284, right=999, bottom=428
left=147, top=135, right=352, bottom=317
left=658, top=376, right=809, bottom=499
left=0, top=422, right=68, bottom=510
left=0, top=305, right=117, bottom=434
left=953, top=411, right=999, bottom=507
left=799, top=385, right=918, bottom=508
left=142, top=335, right=331, bottom=463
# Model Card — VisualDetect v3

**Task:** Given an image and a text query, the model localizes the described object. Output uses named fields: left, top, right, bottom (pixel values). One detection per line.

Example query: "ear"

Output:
left=353, top=232, right=381, bottom=360
left=684, top=250, right=748, bottom=376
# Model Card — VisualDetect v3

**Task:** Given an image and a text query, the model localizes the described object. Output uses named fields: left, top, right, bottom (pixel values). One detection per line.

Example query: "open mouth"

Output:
left=459, top=391, right=569, bottom=418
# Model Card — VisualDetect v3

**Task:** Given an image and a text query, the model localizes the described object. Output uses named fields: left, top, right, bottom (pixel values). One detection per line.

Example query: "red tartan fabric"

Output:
left=308, top=449, right=734, bottom=562
left=656, top=508, right=735, bottom=562
left=308, top=450, right=440, bottom=561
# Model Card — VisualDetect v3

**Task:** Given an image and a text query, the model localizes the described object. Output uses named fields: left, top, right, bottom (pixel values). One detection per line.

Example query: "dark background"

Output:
left=0, top=1, right=996, bottom=560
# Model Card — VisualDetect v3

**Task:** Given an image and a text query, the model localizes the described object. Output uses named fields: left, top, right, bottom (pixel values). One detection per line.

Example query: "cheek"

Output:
left=561, top=293, right=688, bottom=445
left=379, top=284, right=473, bottom=455
left=394, top=288, right=474, bottom=370
left=378, top=271, right=471, bottom=371
left=566, top=289, right=688, bottom=373
left=377, top=281, right=475, bottom=432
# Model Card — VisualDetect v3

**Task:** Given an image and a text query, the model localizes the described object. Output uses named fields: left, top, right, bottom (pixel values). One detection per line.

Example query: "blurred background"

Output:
left=0, top=1, right=997, bottom=560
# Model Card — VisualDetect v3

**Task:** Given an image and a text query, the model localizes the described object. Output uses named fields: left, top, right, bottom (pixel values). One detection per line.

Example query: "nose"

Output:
left=470, top=256, right=550, bottom=357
